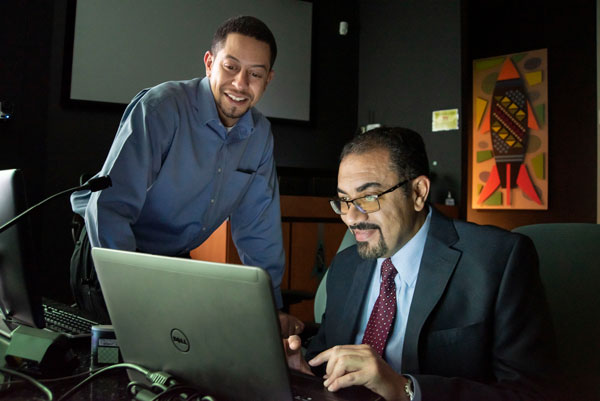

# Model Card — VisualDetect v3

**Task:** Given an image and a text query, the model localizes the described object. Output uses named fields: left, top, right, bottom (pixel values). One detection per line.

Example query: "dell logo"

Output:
left=170, top=328, right=190, bottom=352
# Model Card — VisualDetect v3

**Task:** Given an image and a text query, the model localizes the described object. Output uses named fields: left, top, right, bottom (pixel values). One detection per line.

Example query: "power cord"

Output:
left=146, top=384, right=217, bottom=401
left=4, top=366, right=104, bottom=386
left=55, top=362, right=150, bottom=401
left=55, top=363, right=202, bottom=401
left=0, top=366, right=53, bottom=401
left=0, top=365, right=103, bottom=398
left=127, top=373, right=218, bottom=401
left=149, top=384, right=198, bottom=401
left=146, top=370, right=179, bottom=391
left=2, top=361, right=218, bottom=401
left=128, top=370, right=180, bottom=400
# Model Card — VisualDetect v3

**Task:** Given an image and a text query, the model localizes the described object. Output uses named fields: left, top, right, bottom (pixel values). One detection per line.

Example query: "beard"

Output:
left=353, top=223, right=388, bottom=259
left=216, top=99, right=248, bottom=121
left=357, top=235, right=388, bottom=259
left=217, top=87, right=254, bottom=120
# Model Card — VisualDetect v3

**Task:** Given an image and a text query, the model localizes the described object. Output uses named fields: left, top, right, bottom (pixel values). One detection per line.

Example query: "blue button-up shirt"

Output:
left=71, top=77, right=284, bottom=307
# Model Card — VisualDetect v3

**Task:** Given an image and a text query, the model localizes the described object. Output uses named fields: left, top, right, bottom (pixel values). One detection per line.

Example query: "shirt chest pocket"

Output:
left=220, top=170, right=256, bottom=211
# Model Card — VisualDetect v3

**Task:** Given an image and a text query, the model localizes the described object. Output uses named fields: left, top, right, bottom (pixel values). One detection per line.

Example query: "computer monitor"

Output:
left=0, top=169, right=44, bottom=331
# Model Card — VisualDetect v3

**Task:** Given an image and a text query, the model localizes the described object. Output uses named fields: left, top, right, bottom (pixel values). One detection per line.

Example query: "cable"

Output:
left=40, top=367, right=104, bottom=383
left=0, top=363, right=101, bottom=397
left=3, top=367, right=104, bottom=387
left=147, top=384, right=212, bottom=401
left=148, top=384, right=194, bottom=401
left=0, top=367, right=53, bottom=401
left=0, top=175, right=111, bottom=234
left=55, top=362, right=149, bottom=401
left=53, top=363, right=210, bottom=401
left=0, top=363, right=215, bottom=401
left=127, top=379, right=152, bottom=395
left=146, top=370, right=177, bottom=392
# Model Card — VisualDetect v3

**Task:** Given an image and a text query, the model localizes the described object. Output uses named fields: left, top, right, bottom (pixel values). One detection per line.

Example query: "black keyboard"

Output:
left=43, top=304, right=98, bottom=337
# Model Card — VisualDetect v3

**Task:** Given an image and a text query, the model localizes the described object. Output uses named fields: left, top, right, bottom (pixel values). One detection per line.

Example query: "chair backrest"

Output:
left=512, top=223, right=600, bottom=377
left=314, top=229, right=356, bottom=323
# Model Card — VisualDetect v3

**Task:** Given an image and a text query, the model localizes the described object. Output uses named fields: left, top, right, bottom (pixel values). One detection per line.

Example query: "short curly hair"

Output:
left=211, top=15, right=277, bottom=70
left=340, top=127, right=430, bottom=192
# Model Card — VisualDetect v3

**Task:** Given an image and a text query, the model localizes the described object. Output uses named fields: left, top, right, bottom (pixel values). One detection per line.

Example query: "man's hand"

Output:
left=278, top=311, right=304, bottom=338
left=282, top=335, right=314, bottom=375
left=308, top=344, right=409, bottom=401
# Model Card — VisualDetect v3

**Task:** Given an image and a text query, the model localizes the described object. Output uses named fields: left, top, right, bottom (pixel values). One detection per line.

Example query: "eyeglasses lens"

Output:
left=355, top=198, right=379, bottom=213
left=330, top=198, right=380, bottom=215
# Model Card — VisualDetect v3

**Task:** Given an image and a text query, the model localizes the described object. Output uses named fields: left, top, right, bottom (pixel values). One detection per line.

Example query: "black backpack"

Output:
left=70, top=214, right=111, bottom=324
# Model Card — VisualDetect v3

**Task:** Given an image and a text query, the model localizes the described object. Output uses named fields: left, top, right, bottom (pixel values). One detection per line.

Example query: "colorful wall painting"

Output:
left=472, top=49, right=548, bottom=210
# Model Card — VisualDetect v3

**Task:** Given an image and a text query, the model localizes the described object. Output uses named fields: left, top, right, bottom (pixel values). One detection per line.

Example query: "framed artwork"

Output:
left=471, top=49, right=548, bottom=210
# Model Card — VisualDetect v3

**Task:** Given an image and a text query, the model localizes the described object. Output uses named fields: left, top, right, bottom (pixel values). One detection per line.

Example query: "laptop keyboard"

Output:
left=43, top=304, right=98, bottom=336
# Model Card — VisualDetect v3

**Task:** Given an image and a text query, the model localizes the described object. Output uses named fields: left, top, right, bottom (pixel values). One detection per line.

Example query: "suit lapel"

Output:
left=336, top=256, right=376, bottom=345
left=402, top=208, right=462, bottom=373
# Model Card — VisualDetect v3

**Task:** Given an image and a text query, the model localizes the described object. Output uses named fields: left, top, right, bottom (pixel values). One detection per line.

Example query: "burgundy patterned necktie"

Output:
left=361, top=258, right=398, bottom=356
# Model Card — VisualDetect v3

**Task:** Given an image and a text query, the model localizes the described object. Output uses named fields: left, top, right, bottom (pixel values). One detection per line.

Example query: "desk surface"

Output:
left=0, top=333, right=381, bottom=401
left=0, top=336, right=130, bottom=401
left=2, top=371, right=131, bottom=401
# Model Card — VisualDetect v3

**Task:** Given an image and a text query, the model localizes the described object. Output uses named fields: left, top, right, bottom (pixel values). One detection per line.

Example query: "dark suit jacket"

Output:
left=306, top=208, right=558, bottom=401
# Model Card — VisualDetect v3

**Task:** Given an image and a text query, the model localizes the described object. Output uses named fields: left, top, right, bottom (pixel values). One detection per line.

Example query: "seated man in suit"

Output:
left=286, top=127, right=558, bottom=401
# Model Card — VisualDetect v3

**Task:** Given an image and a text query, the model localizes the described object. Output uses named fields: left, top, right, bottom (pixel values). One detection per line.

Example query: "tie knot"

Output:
left=381, top=258, right=397, bottom=281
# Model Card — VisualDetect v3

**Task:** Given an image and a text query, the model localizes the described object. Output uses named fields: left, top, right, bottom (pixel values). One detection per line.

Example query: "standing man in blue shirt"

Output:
left=71, top=15, right=303, bottom=336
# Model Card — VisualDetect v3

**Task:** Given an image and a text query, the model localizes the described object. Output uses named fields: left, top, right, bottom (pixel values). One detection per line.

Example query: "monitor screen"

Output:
left=69, top=0, right=313, bottom=122
left=0, top=169, right=44, bottom=330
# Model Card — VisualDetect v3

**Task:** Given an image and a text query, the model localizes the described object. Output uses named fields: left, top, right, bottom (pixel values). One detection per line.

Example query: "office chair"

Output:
left=283, top=228, right=355, bottom=316
left=313, top=229, right=356, bottom=324
left=512, top=223, right=600, bottom=400
left=299, top=229, right=355, bottom=348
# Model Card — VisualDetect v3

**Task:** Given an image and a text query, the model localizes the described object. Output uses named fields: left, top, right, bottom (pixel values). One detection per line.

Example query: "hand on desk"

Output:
left=278, top=311, right=304, bottom=338
left=308, top=344, right=409, bottom=401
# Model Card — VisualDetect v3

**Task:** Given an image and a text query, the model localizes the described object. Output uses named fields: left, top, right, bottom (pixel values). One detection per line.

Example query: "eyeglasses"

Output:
left=330, top=178, right=413, bottom=215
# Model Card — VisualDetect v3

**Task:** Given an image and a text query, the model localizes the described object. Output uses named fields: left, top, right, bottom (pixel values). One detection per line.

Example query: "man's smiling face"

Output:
left=204, top=33, right=274, bottom=127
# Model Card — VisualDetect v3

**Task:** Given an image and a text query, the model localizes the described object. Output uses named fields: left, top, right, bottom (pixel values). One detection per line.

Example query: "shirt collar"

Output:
left=198, top=77, right=255, bottom=140
left=378, top=208, right=432, bottom=287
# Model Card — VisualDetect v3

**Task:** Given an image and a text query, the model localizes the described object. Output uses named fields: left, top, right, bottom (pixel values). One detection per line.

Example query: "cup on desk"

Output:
left=90, top=324, right=122, bottom=369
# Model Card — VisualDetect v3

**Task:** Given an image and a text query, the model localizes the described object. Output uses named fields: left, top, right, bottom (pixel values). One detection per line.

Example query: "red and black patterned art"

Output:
left=472, top=49, right=548, bottom=210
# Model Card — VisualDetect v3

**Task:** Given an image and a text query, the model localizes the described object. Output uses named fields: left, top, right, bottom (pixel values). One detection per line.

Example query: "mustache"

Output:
left=350, top=223, right=381, bottom=231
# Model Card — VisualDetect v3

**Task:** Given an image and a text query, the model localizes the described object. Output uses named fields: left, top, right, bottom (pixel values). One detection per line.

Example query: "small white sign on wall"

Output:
left=432, top=108, right=459, bottom=132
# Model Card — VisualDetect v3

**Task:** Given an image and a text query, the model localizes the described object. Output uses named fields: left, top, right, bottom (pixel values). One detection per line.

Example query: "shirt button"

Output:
left=217, top=168, right=222, bottom=173
left=202, top=227, right=206, bottom=231
left=210, top=199, right=215, bottom=204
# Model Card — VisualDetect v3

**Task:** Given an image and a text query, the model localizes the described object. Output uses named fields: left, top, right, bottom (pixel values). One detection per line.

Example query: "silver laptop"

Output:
left=91, top=247, right=381, bottom=401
